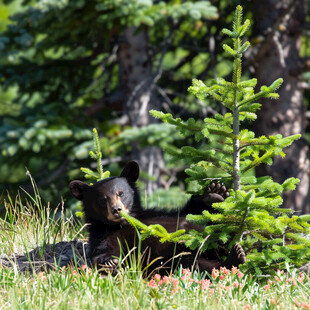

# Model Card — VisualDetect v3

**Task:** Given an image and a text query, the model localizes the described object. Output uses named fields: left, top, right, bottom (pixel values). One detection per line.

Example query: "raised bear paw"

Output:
left=222, top=243, right=246, bottom=269
left=203, top=182, right=230, bottom=205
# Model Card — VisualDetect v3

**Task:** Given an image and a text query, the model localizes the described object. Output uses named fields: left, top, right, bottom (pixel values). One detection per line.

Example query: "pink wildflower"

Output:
left=302, top=303, right=310, bottom=309
left=270, top=299, right=277, bottom=305
left=219, top=275, right=225, bottom=280
left=231, top=266, right=239, bottom=274
left=148, top=279, right=158, bottom=289
left=38, top=271, right=46, bottom=280
left=237, top=271, right=244, bottom=279
left=200, top=279, right=211, bottom=290
left=172, top=287, right=179, bottom=295
left=81, top=265, right=87, bottom=270
left=212, top=268, right=219, bottom=279
left=298, top=273, right=305, bottom=283
left=225, top=286, right=231, bottom=291
left=243, top=304, right=251, bottom=310
left=154, top=274, right=161, bottom=281
left=220, top=266, right=230, bottom=275
left=294, top=299, right=301, bottom=306
left=274, top=276, right=281, bottom=282
left=208, top=288, right=214, bottom=297
left=173, top=278, right=179, bottom=287
left=182, top=268, right=192, bottom=277
left=162, top=275, right=171, bottom=283
left=264, top=284, right=270, bottom=290
left=233, top=281, right=239, bottom=288
left=287, top=277, right=297, bottom=286
left=72, top=270, right=78, bottom=276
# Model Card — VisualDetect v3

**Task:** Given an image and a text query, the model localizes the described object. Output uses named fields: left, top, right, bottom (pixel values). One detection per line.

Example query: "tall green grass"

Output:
left=0, top=175, right=86, bottom=257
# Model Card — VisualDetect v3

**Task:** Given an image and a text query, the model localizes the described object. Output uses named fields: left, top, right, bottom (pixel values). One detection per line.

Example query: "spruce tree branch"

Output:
left=237, top=90, right=273, bottom=107
left=198, top=158, right=232, bottom=174
left=203, top=146, right=232, bottom=156
left=238, top=141, right=272, bottom=152
left=236, top=208, right=250, bottom=243
left=204, top=121, right=230, bottom=128
left=241, top=151, right=274, bottom=174
left=242, top=229, right=297, bottom=240
left=9, top=43, right=103, bottom=73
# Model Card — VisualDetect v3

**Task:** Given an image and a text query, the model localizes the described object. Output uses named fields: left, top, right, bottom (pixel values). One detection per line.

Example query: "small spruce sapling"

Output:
left=125, top=6, right=310, bottom=274
left=80, top=128, right=110, bottom=182
left=75, top=128, right=111, bottom=218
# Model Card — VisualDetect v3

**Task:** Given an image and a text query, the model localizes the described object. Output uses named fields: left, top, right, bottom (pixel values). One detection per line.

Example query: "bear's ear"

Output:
left=120, top=161, right=140, bottom=183
left=69, top=181, right=90, bottom=200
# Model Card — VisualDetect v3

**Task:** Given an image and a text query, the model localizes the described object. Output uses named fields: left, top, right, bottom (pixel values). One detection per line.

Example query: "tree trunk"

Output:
left=117, top=27, right=165, bottom=194
left=251, top=0, right=310, bottom=214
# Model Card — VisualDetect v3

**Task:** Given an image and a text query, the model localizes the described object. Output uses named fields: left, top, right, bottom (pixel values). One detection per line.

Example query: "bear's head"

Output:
left=69, top=161, right=141, bottom=225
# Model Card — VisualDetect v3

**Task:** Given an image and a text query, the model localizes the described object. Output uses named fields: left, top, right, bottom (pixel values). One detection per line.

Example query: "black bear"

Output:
left=69, top=161, right=245, bottom=275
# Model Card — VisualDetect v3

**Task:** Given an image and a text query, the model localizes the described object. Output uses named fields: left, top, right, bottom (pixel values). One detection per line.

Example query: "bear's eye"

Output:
left=117, top=191, right=123, bottom=197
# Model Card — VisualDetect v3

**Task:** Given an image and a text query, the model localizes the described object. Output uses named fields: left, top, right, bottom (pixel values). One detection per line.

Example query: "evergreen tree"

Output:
left=124, top=6, right=310, bottom=274
left=0, top=0, right=218, bottom=202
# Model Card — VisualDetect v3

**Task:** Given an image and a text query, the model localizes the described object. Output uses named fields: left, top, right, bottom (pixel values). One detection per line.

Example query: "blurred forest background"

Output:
left=1, top=0, right=310, bottom=214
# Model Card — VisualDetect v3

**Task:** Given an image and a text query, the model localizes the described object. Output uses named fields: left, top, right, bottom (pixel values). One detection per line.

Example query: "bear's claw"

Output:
left=94, top=257, right=119, bottom=274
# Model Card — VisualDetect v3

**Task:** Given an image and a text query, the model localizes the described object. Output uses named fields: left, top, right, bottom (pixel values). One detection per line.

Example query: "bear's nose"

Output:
left=111, top=205, right=122, bottom=215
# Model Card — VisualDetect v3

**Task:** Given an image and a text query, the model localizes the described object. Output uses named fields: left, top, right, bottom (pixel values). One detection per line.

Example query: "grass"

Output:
left=0, top=188, right=310, bottom=309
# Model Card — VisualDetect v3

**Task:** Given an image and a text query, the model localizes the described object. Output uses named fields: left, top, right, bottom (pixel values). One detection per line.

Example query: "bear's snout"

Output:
left=111, top=205, right=122, bottom=217
left=106, top=196, right=128, bottom=222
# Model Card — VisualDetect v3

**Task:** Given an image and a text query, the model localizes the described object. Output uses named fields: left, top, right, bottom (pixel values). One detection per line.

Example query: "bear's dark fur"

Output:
left=69, top=161, right=245, bottom=275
